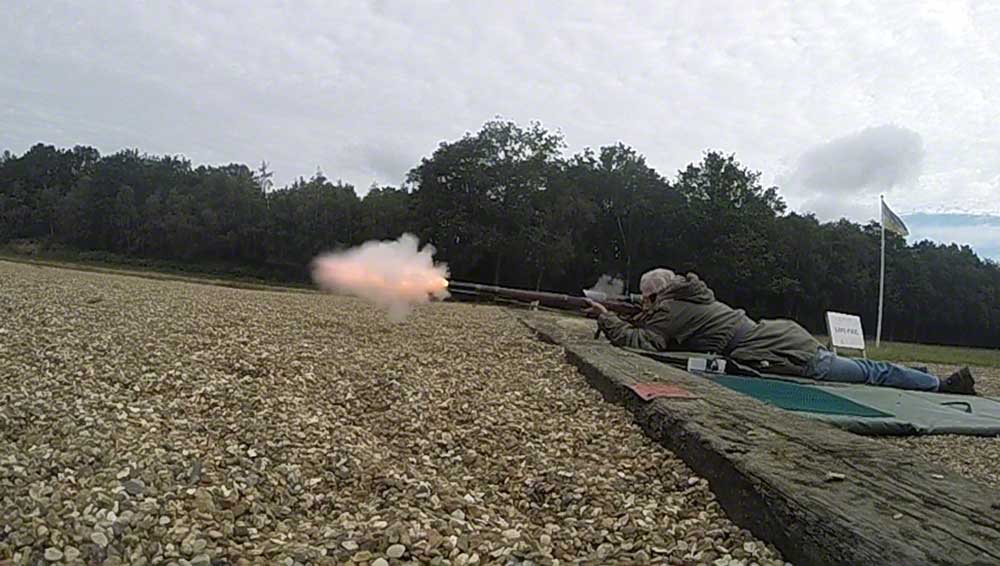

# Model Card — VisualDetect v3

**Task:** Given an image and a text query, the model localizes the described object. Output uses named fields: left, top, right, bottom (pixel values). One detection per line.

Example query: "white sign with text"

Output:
left=826, top=311, right=866, bottom=352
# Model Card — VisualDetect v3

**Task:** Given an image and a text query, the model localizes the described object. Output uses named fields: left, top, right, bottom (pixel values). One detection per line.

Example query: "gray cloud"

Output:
left=785, top=125, right=924, bottom=195
left=357, top=142, right=419, bottom=186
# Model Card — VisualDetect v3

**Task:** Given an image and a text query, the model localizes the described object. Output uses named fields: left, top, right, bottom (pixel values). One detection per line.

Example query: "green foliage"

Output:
left=3, top=123, right=1000, bottom=349
left=672, top=151, right=786, bottom=310
left=812, top=336, right=1000, bottom=368
left=408, top=119, right=565, bottom=285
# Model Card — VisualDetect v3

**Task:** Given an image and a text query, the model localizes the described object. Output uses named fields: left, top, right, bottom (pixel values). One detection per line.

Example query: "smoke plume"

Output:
left=583, top=275, right=625, bottom=300
left=310, top=233, right=450, bottom=321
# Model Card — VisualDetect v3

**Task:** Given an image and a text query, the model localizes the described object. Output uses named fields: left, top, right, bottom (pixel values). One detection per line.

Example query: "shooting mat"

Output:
left=627, top=349, right=1000, bottom=436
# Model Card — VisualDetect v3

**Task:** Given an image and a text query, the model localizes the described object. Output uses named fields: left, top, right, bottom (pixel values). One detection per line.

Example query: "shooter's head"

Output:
left=639, top=268, right=684, bottom=307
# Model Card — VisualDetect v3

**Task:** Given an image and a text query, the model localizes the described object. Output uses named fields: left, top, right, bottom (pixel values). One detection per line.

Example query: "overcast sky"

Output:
left=3, top=1, right=999, bottom=257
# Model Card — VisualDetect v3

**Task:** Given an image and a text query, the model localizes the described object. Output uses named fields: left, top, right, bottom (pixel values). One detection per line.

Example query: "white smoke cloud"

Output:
left=583, top=274, right=626, bottom=300
left=588, top=274, right=625, bottom=296
left=310, top=233, right=450, bottom=321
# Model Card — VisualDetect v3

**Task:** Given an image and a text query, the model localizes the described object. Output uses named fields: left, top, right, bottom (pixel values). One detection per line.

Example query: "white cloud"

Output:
left=780, top=125, right=925, bottom=221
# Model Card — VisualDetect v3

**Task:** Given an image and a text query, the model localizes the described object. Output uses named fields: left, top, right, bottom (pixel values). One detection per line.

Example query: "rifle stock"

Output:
left=448, top=281, right=641, bottom=316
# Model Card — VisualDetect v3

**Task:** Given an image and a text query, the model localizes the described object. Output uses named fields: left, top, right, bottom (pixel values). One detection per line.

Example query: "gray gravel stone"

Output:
left=123, top=479, right=145, bottom=496
left=0, top=261, right=789, bottom=565
left=90, top=531, right=109, bottom=548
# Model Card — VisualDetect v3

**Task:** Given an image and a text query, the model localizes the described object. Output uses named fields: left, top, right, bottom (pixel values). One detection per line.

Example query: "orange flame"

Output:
left=310, top=234, right=449, bottom=320
left=316, top=260, right=448, bottom=299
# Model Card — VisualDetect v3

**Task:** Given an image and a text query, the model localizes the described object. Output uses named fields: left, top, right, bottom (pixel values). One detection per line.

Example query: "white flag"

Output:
left=881, top=200, right=909, bottom=237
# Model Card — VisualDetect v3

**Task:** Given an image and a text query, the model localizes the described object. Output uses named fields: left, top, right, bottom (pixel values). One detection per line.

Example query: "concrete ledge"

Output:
left=520, top=312, right=1000, bottom=566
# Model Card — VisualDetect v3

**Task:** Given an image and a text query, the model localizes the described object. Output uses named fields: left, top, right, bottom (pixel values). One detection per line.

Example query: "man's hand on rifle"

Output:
left=582, top=298, right=608, bottom=318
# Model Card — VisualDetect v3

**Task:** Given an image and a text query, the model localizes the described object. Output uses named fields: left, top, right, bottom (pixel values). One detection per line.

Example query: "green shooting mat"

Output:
left=709, top=375, right=892, bottom=418
left=624, top=349, right=1000, bottom=436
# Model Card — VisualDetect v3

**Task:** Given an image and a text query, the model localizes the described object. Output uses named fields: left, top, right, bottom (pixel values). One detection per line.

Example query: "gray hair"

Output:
left=639, top=268, right=685, bottom=297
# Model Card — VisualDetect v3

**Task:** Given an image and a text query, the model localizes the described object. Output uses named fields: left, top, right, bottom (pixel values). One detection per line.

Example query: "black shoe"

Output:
left=938, top=367, right=977, bottom=396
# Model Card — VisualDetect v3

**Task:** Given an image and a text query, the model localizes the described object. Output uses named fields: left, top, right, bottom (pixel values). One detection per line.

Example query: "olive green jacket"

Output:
left=597, top=274, right=822, bottom=376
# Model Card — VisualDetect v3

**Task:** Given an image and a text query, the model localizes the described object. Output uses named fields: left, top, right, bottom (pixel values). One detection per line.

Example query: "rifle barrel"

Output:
left=448, top=281, right=639, bottom=315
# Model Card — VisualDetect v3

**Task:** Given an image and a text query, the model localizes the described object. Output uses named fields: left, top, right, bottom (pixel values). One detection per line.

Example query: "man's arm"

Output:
left=596, top=311, right=669, bottom=351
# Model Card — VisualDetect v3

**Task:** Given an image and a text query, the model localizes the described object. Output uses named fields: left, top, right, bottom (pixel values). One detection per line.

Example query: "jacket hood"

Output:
left=657, top=273, right=716, bottom=305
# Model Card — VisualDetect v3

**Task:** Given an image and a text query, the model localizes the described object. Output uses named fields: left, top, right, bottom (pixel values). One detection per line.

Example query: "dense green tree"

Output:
left=2, top=121, right=999, bottom=348
left=357, top=185, right=414, bottom=243
left=558, top=144, right=683, bottom=294
left=672, top=152, right=786, bottom=312
left=409, top=119, right=565, bottom=284
left=265, top=171, right=361, bottom=266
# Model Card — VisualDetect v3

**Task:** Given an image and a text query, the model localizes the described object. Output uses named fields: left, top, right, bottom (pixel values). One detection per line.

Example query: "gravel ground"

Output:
left=0, top=261, right=785, bottom=566
left=885, top=363, right=1000, bottom=490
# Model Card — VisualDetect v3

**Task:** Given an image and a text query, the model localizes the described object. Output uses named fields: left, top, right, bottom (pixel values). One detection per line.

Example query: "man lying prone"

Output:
left=583, top=268, right=976, bottom=395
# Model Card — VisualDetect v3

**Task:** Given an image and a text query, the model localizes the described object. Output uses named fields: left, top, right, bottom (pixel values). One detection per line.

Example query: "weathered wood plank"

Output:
left=520, top=312, right=1000, bottom=566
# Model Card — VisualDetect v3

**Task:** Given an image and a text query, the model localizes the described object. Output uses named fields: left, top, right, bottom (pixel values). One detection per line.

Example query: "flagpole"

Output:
left=876, top=195, right=885, bottom=348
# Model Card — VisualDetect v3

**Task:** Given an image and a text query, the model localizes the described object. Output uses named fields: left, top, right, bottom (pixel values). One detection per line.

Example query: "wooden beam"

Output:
left=520, top=312, right=1000, bottom=566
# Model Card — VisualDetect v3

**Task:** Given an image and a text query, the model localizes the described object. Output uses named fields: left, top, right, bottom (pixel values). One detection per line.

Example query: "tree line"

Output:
left=2, top=120, right=998, bottom=347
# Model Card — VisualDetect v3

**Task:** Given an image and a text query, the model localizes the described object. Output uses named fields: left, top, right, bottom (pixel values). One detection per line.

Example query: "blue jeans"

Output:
left=806, top=348, right=940, bottom=391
